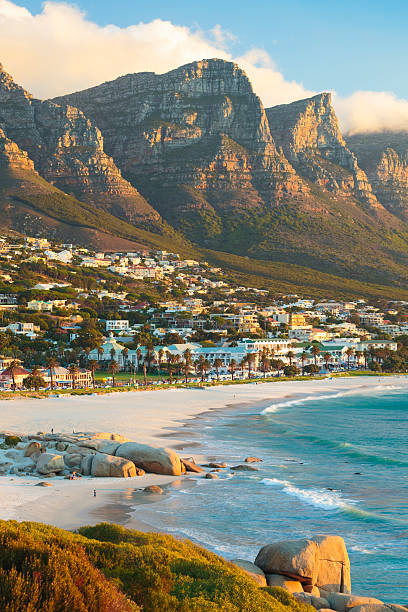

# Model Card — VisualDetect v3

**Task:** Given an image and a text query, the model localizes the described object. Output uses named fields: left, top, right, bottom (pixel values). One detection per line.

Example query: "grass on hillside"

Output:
left=0, top=520, right=312, bottom=612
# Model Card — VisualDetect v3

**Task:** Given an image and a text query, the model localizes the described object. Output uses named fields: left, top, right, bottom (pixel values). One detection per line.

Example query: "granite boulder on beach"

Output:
left=0, top=431, right=185, bottom=479
left=231, top=535, right=406, bottom=612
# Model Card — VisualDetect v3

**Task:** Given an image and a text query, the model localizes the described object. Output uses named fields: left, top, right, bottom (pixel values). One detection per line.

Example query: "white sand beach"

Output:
left=0, top=375, right=406, bottom=531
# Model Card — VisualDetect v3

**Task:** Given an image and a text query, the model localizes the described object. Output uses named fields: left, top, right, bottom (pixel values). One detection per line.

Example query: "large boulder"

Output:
left=115, top=442, right=182, bottom=476
left=265, top=573, right=303, bottom=593
left=255, top=535, right=350, bottom=594
left=91, top=432, right=130, bottom=443
left=81, top=454, right=94, bottom=476
left=328, top=593, right=383, bottom=612
left=24, top=441, right=41, bottom=457
left=64, top=454, right=82, bottom=468
left=314, top=535, right=351, bottom=593
left=349, top=606, right=408, bottom=612
left=36, top=453, right=65, bottom=474
left=230, top=559, right=267, bottom=587
left=91, top=453, right=137, bottom=478
left=78, top=439, right=121, bottom=455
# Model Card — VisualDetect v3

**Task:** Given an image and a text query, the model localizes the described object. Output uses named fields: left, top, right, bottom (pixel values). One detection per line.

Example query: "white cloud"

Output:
left=334, top=91, right=408, bottom=135
left=0, top=0, right=407, bottom=135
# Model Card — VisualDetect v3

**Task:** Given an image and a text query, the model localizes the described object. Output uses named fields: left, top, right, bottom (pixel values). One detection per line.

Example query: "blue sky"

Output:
left=14, top=0, right=408, bottom=98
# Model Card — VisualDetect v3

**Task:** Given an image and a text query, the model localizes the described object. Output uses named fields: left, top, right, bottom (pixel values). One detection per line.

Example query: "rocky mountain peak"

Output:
left=266, top=93, right=380, bottom=206
left=0, top=63, right=160, bottom=228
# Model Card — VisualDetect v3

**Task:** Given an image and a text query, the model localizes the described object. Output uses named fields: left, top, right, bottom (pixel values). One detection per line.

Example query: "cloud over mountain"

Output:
left=0, top=0, right=407, bottom=134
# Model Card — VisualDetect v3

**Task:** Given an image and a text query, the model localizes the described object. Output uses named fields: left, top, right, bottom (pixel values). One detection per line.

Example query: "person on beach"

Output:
left=51, top=428, right=53, bottom=434
left=93, top=489, right=96, bottom=497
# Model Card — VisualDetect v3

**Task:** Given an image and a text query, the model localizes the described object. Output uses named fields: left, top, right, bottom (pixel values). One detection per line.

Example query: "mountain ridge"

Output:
left=1, top=58, right=408, bottom=298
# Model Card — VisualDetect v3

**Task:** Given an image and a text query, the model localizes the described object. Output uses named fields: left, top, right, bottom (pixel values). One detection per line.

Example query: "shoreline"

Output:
left=0, top=375, right=407, bottom=535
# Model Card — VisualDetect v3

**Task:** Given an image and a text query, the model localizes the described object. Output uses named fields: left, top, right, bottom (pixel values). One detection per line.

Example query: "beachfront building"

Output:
left=0, top=365, right=30, bottom=389
left=88, top=333, right=128, bottom=368
left=133, top=339, right=294, bottom=372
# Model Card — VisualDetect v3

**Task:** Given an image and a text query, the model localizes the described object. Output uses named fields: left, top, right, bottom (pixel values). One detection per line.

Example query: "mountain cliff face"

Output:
left=347, top=132, right=408, bottom=220
left=1, top=58, right=408, bottom=293
left=266, top=93, right=379, bottom=207
left=53, top=59, right=308, bottom=241
left=0, top=63, right=160, bottom=228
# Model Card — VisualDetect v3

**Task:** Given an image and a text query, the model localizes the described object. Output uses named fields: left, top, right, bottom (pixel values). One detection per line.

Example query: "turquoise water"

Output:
left=135, top=383, right=408, bottom=601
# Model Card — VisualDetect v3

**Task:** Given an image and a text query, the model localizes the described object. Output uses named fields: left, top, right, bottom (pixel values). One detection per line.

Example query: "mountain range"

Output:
left=1, top=58, right=408, bottom=297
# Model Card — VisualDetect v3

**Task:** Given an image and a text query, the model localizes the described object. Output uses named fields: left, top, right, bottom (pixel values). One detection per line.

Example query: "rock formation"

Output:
left=0, top=62, right=160, bottom=228
left=266, top=93, right=379, bottom=207
left=0, top=431, right=184, bottom=479
left=232, top=536, right=406, bottom=612
left=347, top=132, right=408, bottom=220
left=53, top=59, right=305, bottom=239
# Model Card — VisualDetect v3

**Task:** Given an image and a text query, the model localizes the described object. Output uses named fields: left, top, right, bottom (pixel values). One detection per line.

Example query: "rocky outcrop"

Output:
left=115, top=442, right=183, bottom=476
left=90, top=453, right=137, bottom=478
left=0, top=62, right=159, bottom=228
left=347, top=132, right=408, bottom=220
left=0, top=128, right=37, bottom=172
left=255, top=535, right=351, bottom=593
left=36, top=453, right=65, bottom=474
left=266, top=94, right=379, bottom=207
left=53, top=59, right=305, bottom=237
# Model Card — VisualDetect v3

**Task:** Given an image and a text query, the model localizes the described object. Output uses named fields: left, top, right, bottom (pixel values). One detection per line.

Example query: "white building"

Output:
left=106, top=320, right=130, bottom=332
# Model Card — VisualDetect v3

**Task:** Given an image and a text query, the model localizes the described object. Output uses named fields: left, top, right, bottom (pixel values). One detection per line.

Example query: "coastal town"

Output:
left=0, top=234, right=406, bottom=391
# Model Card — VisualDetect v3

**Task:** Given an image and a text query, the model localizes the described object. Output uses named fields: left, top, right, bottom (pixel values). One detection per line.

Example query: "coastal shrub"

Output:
left=0, top=521, right=136, bottom=611
left=4, top=436, right=21, bottom=447
left=0, top=521, right=310, bottom=612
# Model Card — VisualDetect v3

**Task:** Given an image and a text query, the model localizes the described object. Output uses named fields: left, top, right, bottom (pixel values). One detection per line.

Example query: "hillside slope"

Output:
left=0, top=520, right=307, bottom=612
left=0, top=62, right=160, bottom=229
left=54, top=60, right=408, bottom=286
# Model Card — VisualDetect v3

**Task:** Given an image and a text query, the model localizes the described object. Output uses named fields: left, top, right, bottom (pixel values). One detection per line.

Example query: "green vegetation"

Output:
left=0, top=520, right=311, bottom=612
left=4, top=435, right=21, bottom=447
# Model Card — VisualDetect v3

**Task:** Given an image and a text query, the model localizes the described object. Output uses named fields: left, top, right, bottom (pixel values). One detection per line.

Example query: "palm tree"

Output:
left=214, top=358, right=223, bottom=381
left=363, top=349, right=369, bottom=369
left=174, top=354, right=181, bottom=379
left=146, top=342, right=155, bottom=373
left=7, top=360, right=20, bottom=391
left=88, top=359, right=98, bottom=388
left=108, top=360, right=119, bottom=387
left=275, top=358, right=285, bottom=377
left=311, top=345, right=320, bottom=366
left=355, top=350, right=363, bottom=369
left=122, top=347, right=129, bottom=371
left=136, top=348, right=143, bottom=373
left=286, top=350, right=295, bottom=366
left=300, top=351, right=308, bottom=376
left=46, top=356, right=59, bottom=390
left=345, top=348, right=354, bottom=370
left=183, top=348, right=192, bottom=383
left=84, top=346, right=91, bottom=363
left=246, top=353, right=255, bottom=379
left=239, top=358, right=247, bottom=379
left=110, top=348, right=116, bottom=362
left=166, top=352, right=174, bottom=384
left=68, top=363, right=79, bottom=389
left=158, top=348, right=164, bottom=374
left=323, top=352, right=331, bottom=371
left=229, top=358, right=237, bottom=380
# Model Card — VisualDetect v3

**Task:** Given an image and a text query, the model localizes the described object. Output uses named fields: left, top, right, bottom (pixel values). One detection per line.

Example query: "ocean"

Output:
left=133, top=381, right=408, bottom=602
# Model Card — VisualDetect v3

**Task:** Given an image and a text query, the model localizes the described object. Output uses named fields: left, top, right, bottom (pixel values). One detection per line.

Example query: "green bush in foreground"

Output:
left=4, top=435, right=21, bottom=447
left=0, top=521, right=311, bottom=612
